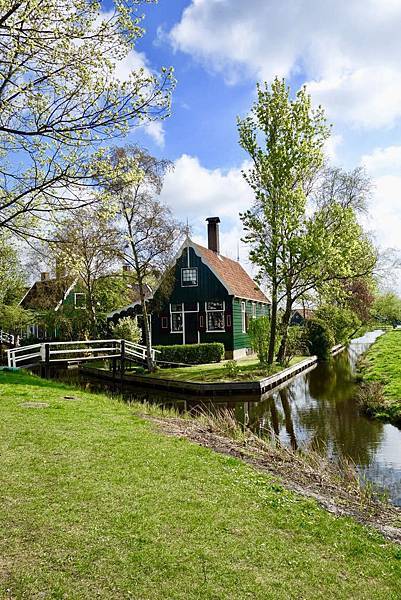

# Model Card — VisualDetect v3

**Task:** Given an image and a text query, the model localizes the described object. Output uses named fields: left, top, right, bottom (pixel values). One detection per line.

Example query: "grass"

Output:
left=1, top=371, right=401, bottom=599
left=358, top=330, right=401, bottom=423
left=135, top=355, right=309, bottom=382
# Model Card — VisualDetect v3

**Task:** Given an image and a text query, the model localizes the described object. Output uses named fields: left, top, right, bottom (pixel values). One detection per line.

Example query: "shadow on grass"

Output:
left=0, top=370, right=72, bottom=390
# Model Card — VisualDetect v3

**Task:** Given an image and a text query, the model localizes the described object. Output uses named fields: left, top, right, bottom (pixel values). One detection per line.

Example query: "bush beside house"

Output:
left=155, top=343, right=225, bottom=365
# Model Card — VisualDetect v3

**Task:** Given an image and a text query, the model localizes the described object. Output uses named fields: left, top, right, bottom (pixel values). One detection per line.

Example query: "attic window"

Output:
left=181, top=268, right=198, bottom=287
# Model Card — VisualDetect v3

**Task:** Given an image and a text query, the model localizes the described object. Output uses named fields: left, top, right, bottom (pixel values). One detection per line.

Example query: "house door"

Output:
left=184, top=312, right=198, bottom=344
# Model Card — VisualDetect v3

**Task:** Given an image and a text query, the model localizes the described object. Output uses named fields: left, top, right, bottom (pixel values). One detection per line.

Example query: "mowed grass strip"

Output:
left=1, top=371, right=401, bottom=600
left=362, top=330, right=401, bottom=421
left=139, top=355, right=308, bottom=382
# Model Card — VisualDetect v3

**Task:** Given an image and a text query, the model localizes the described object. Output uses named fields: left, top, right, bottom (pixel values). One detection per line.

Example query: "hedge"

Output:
left=155, top=343, right=225, bottom=365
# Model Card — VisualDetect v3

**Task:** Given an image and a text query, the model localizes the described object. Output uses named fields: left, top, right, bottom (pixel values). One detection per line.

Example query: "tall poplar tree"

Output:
left=238, top=78, right=330, bottom=364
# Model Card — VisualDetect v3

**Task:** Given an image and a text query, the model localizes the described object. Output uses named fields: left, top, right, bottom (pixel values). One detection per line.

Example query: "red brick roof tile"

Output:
left=192, top=242, right=269, bottom=303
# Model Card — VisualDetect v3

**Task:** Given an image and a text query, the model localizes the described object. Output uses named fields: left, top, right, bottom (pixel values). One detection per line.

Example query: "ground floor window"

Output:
left=170, top=303, right=183, bottom=332
left=206, top=301, right=225, bottom=332
left=74, top=292, right=86, bottom=308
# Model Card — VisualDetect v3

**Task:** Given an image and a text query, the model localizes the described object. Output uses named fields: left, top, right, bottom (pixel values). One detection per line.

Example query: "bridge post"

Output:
left=112, top=340, right=117, bottom=380
left=44, top=343, right=50, bottom=378
left=120, top=339, right=125, bottom=385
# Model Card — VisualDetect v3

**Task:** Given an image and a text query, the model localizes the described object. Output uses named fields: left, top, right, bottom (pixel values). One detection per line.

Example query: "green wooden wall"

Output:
left=232, top=298, right=269, bottom=350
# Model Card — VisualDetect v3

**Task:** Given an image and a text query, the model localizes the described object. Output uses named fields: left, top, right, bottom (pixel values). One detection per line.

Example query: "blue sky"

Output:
left=105, top=0, right=401, bottom=283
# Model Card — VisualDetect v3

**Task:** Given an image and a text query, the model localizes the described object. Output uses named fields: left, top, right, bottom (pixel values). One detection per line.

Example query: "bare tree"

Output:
left=108, top=146, right=184, bottom=371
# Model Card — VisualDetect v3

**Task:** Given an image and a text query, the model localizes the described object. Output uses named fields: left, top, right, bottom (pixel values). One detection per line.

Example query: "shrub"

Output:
left=315, top=305, right=360, bottom=344
left=248, top=316, right=270, bottom=365
left=109, top=316, right=141, bottom=343
left=284, top=326, right=308, bottom=364
left=224, top=360, right=241, bottom=378
left=304, top=318, right=335, bottom=361
left=155, top=343, right=224, bottom=365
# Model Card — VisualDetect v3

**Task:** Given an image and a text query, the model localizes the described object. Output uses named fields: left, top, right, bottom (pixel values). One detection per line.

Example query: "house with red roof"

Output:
left=109, top=217, right=270, bottom=359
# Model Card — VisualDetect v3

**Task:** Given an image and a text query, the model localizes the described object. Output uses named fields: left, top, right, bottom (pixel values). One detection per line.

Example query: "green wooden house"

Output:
left=110, top=218, right=270, bottom=359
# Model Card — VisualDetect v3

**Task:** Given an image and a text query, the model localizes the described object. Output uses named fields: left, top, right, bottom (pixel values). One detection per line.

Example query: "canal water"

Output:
left=60, top=330, right=401, bottom=505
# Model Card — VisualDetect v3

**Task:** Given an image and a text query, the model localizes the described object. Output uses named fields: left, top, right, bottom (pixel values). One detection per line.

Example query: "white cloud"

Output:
left=159, top=154, right=255, bottom=270
left=360, top=147, right=401, bottom=285
left=160, top=154, right=253, bottom=223
left=98, top=11, right=166, bottom=147
left=113, top=48, right=149, bottom=82
left=137, top=120, right=165, bottom=147
left=361, top=145, right=401, bottom=177
left=324, top=134, right=343, bottom=162
left=167, top=0, right=401, bottom=128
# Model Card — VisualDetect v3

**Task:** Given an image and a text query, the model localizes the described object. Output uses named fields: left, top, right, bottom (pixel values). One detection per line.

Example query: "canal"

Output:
left=61, top=330, right=401, bottom=505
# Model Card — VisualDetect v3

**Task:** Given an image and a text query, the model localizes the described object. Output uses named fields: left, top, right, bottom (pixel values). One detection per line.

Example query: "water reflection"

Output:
left=242, top=331, right=401, bottom=504
left=56, top=330, right=401, bottom=504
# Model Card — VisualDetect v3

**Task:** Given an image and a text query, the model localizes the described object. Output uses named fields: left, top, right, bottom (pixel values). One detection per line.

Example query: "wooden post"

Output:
left=112, top=340, right=117, bottom=381
left=120, top=339, right=125, bottom=386
left=44, top=343, right=50, bottom=378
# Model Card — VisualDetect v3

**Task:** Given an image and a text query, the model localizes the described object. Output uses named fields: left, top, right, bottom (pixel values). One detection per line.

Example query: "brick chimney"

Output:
left=206, top=217, right=220, bottom=254
left=41, top=272, right=50, bottom=281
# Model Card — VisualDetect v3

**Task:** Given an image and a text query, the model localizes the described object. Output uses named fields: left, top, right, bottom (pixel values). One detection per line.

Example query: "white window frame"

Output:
left=252, top=302, right=257, bottom=318
left=170, top=303, right=184, bottom=334
left=74, top=292, right=86, bottom=309
left=241, top=301, right=246, bottom=333
left=205, top=300, right=225, bottom=333
left=181, top=267, right=198, bottom=287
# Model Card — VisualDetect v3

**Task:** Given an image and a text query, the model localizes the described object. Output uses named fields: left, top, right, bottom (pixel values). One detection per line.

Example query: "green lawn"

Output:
left=139, top=355, right=309, bottom=382
left=1, top=371, right=401, bottom=599
left=361, top=330, right=401, bottom=422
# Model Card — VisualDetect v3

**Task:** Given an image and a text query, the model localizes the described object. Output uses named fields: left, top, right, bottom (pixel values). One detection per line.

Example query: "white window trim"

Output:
left=170, top=303, right=184, bottom=334
left=205, top=300, right=225, bottom=333
left=181, top=267, right=198, bottom=287
left=241, top=301, right=246, bottom=333
left=252, top=302, right=257, bottom=318
left=74, top=292, right=86, bottom=309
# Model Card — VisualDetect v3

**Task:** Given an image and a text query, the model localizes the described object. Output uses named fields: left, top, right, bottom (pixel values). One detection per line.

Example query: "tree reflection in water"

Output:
left=247, top=332, right=387, bottom=468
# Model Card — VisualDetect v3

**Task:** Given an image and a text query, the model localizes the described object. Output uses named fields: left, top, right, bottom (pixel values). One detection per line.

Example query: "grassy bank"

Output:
left=358, top=330, right=401, bottom=424
left=1, top=371, right=401, bottom=599
left=137, top=355, right=308, bottom=382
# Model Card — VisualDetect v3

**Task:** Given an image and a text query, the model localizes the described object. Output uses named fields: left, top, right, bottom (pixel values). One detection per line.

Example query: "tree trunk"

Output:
left=139, top=281, right=154, bottom=372
left=268, top=277, right=278, bottom=365
left=87, top=284, right=97, bottom=338
left=276, top=295, right=292, bottom=364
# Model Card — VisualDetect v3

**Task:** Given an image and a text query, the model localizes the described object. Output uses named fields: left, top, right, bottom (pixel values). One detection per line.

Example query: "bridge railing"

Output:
left=7, top=338, right=159, bottom=368
left=7, top=343, right=42, bottom=368
left=47, top=339, right=122, bottom=363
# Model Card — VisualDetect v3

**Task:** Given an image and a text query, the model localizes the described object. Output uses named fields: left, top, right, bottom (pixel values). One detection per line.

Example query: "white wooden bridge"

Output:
left=7, top=339, right=158, bottom=370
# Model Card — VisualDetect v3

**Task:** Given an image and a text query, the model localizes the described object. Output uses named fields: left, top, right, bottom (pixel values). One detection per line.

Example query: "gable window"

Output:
left=170, top=303, right=183, bottom=332
left=74, top=292, right=86, bottom=309
left=206, top=300, right=225, bottom=332
left=241, top=301, right=246, bottom=333
left=181, top=268, right=198, bottom=287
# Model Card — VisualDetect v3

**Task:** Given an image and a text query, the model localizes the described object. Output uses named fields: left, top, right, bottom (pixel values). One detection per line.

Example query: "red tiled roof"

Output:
left=192, top=242, right=269, bottom=303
